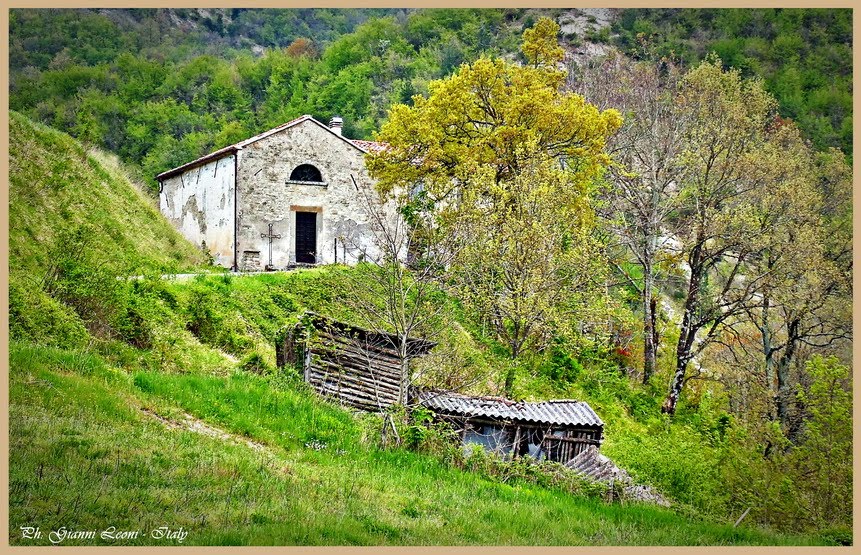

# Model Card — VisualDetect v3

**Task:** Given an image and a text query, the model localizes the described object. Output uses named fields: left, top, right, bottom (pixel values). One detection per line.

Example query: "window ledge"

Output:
left=287, top=180, right=328, bottom=187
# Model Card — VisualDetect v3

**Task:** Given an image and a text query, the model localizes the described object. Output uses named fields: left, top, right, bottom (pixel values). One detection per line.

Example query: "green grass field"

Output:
left=9, top=342, right=825, bottom=546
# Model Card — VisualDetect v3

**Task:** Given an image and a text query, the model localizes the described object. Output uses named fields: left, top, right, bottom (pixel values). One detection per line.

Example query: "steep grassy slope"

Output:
left=6, top=117, right=835, bottom=545
left=9, top=342, right=823, bottom=546
left=9, top=111, right=207, bottom=277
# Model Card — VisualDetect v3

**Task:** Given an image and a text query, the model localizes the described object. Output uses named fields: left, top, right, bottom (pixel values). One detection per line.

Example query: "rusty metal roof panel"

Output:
left=417, top=390, right=603, bottom=428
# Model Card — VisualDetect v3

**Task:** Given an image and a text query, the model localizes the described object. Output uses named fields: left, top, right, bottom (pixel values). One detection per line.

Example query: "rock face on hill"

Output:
left=566, top=445, right=671, bottom=507
left=558, top=8, right=615, bottom=36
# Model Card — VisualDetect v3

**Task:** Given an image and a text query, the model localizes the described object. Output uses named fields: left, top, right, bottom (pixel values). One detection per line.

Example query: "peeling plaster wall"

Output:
left=159, top=155, right=235, bottom=267
left=236, top=120, right=394, bottom=270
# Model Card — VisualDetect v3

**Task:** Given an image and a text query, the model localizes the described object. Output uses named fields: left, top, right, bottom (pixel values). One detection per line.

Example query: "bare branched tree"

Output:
left=339, top=173, right=458, bottom=408
left=571, top=49, right=690, bottom=384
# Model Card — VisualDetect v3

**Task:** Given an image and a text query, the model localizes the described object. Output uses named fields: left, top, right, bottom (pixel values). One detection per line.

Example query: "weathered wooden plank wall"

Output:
left=306, top=325, right=404, bottom=411
left=279, top=313, right=435, bottom=412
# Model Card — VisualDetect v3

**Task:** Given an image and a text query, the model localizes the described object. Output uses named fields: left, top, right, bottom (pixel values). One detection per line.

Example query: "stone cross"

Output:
left=260, top=223, right=281, bottom=269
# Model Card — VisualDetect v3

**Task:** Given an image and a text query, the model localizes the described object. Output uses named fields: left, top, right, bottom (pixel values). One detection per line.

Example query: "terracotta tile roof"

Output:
left=417, top=390, right=604, bottom=428
left=351, top=139, right=388, bottom=153
left=156, top=115, right=383, bottom=181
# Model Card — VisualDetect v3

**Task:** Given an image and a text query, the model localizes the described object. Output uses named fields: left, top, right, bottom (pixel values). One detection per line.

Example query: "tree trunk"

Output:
left=776, top=319, right=799, bottom=430
left=662, top=243, right=703, bottom=415
left=663, top=295, right=696, bottom=415
left=661, top=350, right=690, bottom=416
left=651, top=298, right=659, bottom=362
left=642, top=260, right=657, bottom=384
left=504, top=346, right=520, bottom=397
left=398, top=335, right=410, bottom=405
left=761, top=292, right=776, bottom=420
left=504, top=369, right=516, bottom=397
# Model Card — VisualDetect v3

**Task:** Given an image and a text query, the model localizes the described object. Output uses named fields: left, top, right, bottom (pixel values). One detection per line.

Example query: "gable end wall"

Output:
left=159, top=154, right=236, bottom=267
left=235, top=120, right=391, bottom=270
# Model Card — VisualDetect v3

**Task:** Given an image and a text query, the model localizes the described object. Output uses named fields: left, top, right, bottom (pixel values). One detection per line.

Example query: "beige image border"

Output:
left=0, top=1, right=857, bottom=553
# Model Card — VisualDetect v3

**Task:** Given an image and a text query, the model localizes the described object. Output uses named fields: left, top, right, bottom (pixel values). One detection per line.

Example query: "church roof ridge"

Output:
left=156, top=114, right=379, bottom=181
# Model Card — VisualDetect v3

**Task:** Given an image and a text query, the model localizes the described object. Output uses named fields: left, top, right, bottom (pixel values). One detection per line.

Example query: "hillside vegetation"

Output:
left=9, top=111, right=210, bottom=350
left=610, top=9, right=852, bottom=155
left=11, top=341, right=824, bottom=546
left=7, top=114, right=848, bottom=545
left=9, top=111, right=207, bottom=277
left=8, top=9, right=852, bottom=546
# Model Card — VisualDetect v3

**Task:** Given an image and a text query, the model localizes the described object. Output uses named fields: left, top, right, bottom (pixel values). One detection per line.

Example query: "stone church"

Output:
left=157, top=115, right=391, bottom=271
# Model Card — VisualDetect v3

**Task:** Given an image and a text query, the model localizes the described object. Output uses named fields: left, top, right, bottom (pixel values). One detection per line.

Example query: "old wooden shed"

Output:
left=276, top=313, right=605, bottom=466
left=416, top=390, right=604, bottom=465
left=277, top=312, right=436, bottom=412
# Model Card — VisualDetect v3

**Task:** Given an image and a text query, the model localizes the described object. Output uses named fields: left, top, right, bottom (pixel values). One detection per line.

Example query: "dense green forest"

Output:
left=10, top=8, right=852, bottom=192
left=610, top=9, right=852, bottom=154
left=7, top=9, right=853, bottom=546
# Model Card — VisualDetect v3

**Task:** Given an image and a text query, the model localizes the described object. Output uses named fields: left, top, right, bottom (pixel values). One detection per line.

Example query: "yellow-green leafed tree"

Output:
left=748, top=133, right=852, bottom=431
left=521, top=16, right=565, bottom=68
left=367, top=18, right=622, bottom=394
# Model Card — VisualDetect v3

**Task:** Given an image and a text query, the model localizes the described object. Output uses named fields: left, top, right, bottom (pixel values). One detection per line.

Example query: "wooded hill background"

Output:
left=10, top=8, right=852, bottom=193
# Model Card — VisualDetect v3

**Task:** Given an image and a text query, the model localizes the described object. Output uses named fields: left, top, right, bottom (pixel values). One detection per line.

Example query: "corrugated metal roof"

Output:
left=417, top=390, right=603, bottom=428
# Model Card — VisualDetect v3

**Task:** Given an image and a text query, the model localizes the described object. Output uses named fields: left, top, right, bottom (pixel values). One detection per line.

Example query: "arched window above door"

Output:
left=289, top=164, right=324, bottom=184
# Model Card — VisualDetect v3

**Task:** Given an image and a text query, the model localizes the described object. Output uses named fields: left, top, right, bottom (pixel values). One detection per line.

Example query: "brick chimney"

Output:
left=329, top=116, right=343, bottom=136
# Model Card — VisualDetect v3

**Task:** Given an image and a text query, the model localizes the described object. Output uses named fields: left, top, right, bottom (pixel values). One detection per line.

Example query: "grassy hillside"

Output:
left=7, top=117, right=844, bottom=545
left=7, top=267, right=840, bottom=545
left=9, top=341, right=823, bottom=546
left=9, top=111, right=207, bottom=277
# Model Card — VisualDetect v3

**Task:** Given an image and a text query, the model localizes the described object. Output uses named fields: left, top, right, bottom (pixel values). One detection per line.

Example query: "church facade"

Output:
left=157, top=115, right=391, bottom=271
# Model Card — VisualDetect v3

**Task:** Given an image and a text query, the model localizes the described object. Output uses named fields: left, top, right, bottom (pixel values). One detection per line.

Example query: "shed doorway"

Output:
left=295, top=211, right=317, bottom=264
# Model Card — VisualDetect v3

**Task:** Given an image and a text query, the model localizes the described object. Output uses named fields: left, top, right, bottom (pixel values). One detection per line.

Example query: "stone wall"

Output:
left=158, top=117, right=399, bottom=271
left=159, top=154, right=236, bottom=267
left=235, top=119, right=394, bottom=270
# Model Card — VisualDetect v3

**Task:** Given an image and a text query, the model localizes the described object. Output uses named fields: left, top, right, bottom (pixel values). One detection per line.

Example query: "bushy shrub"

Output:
left=718, top=357, right=854, bottom=533
left=240, top=351, right=273, bottom=375
left=40, top=224, right=134, bottom=341
left=114, top=276, right=175, bottom=350
left=603, top=421, right=728, bottom=514
left=184, top=285, right=224, bottom=342
left=818, top=526, right=852, bottom=546
left=403, top=406, right=435, bottom=449
left=182, top=281, right=253, bottom=355
left=461, top=443, right=608, bottom=500
left=411, top=322, right=494, bottom=392
left=541, top=341, right=585, bottom=383
left=9, top=279, right=89, bottom=349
